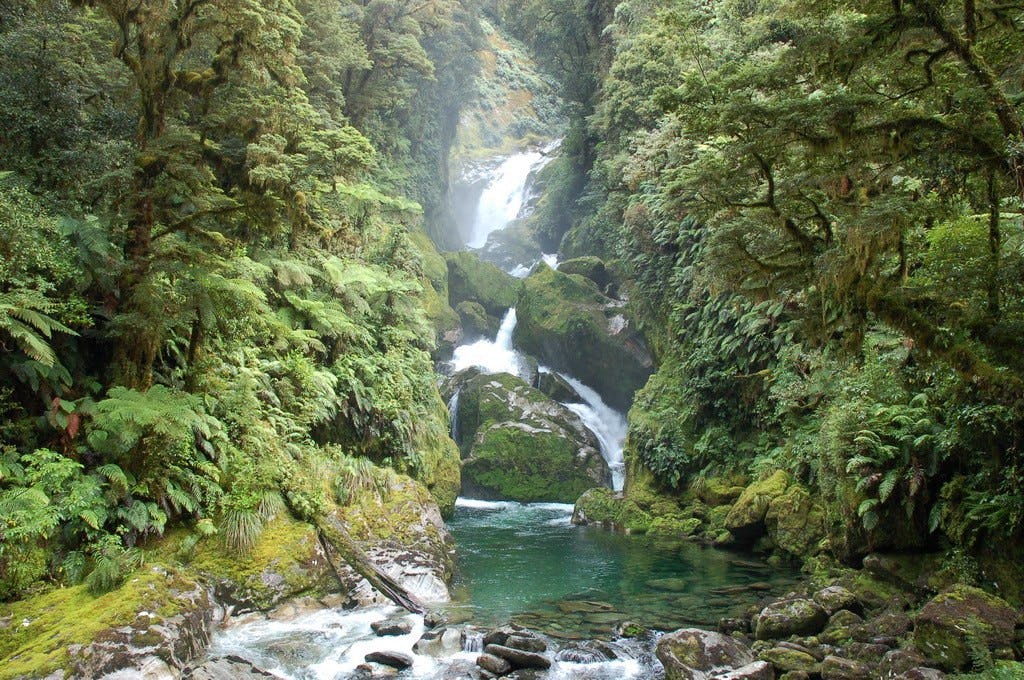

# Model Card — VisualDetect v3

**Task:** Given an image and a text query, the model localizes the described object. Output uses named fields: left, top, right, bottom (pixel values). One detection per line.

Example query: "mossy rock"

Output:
left=513, top=264, right=653, bottom=411
left=455, top=300, right=494, bottom=340
left=754, top=597, right=829, bottom=640
left=912, top=585, right=1019, bottom=671
left=647, top=516, right=703, bottom=540
left=184, top=515, right=333, bottom=612
left=412, top=388, right=462, bottom=518
left=557, top=256, right=617, bottom=294
left=454, top=371, right=609, bottom=503
left=692, top=475, right=748, bottom=507
left=0, top=566, right=212, bottom=680
left=725, top=470, right=791, bottom=542
left=765, top=483, right=826, bottom=557
left=445, top=251, right=521, bottom=316
left=572, top=488, right=654, bottom=533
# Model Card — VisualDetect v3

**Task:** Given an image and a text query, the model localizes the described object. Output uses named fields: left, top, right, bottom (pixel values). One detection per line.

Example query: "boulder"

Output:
left=484, top=643, right=552, bottom=670
left=506, top=634, right=547, bottom=653
left=726, top=471, right=791, bottom=541
left=455, top=300, right=495, bottom=340
left=445, top=251, right=521, bottom=317
left=879, top=649, right=930, bottom=677
left=655, top=628, right=755, bottom=680
left=765, top=484, right=825, bottom=556
left=371, top=617, right=413, bottom=636
left=364, top=650, right=414, bottom=670
left=821, top=655, right=872, bottom=680
left=694, top=476, right=748, bottom=507
left=352, top=662, right=399, bottom=679
left=571, top=487, right=653, bottom=533
left=912, top=584, right=1019, bottom=671
left=452, top=371, right=610, bottom=502
left=556, top=256, right=617, bottom=295
left=719, top=661, right=775, bottom=680
left=813, top=586, right=861, bottom=616
left=412, top=627, right=463, bottom=657
left=899, top=669, right=946, bottom=680
left=535, top=370, right=585, bottom=403
left=755, top=598, right=829, bottom=640
left=514, top=264, right=652, bottom=411
left=477, top=652, right=512, bottom=675
left=759, top=647, right=820, bottom=673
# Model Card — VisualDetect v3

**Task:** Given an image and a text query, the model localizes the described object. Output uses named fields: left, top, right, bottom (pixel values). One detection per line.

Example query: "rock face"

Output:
left=912, top=585, right=1019, bottom=671
left=655, top=628, right=756, bottom=680
left=514, top=264, right=652, bottom=411
left=448, top=370, right=610, bottom=502
left=755, top=598, right=829, bottom=640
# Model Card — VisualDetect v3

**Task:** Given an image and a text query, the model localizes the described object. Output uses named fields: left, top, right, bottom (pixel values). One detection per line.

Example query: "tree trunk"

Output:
left=315, top=511, right=427, bottom=615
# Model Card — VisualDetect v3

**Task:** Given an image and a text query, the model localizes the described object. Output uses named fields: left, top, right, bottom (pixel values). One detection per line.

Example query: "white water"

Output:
left=447, top=390, right=459, bottom=439
left=467, top=149, right=554, bottom=249
left=449, top=308, right=529, bottom=380
left=547, top=370, right=628, bottom=491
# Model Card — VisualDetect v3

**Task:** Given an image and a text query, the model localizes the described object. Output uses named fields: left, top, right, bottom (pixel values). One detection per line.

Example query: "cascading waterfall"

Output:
left=447, top=390, right=460, bottom=440
left=450, top=308, right=528, bottom=379
left=466, top=144, right=558, bottom=250
left=550, top=371, right=628, bottom=491
left=462, top=631, right=484, bottom=654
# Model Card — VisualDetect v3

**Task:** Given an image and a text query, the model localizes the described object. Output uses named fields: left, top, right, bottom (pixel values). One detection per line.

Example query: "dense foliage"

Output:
left=0, top=0, right=479, bottom=599
left=504, top=0, right=1024, bottom=558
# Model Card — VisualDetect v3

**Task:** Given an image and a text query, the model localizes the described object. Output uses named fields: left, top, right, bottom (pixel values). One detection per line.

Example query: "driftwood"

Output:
left=315, top=511, right=427, bottom=615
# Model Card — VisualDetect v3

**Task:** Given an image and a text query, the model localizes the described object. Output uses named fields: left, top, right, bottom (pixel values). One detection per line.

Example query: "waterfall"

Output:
left=467, top=149, right=554, bottom=249
left=462, top=631, right=484, bottom=654
left=447, top=390, right=460, bottom=440
left=450, top=309, right=527, bottom=379
left=548, top=370, right=628, bottom=492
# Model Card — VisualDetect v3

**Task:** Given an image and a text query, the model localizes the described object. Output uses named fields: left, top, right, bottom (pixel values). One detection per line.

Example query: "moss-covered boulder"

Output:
left=655, top=628, right=755, bottom=680
left=453, top=371, right=610, bottom=502
left=572, top=488, right=654, bottom=533
left=514, top=264, right=652, bottom=411
left=0, top=566, right=213, bottom=680
left=765, top=484, right=826, bottom=557
left=726, top=470, right=792, bottom=541
left=693, top=476, right=748, bottom=507
left=557, top=256, right=618, bottom=295
left=445, top=251, right=521, bottom=317
left=755, top=597, right=829, bottom=640
left=182, top=515, right=333, bottom=613
left=456, top=300, right=494, bottom=340
left=912, top=585, right=1019, bottom=671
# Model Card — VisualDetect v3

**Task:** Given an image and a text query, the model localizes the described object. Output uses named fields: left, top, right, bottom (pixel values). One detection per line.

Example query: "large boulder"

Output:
left=755, top=598, right=829, bottom=640
left=725, top=471, right=791, bottom=541
left=445, top=251, right=521, bottom=318
left=514, top=264, right=652, bottom=411
left=765, top=484, right=825, bottom=557
left=655, top=628, right=756, bottom=680
left=912, top=585, right=1019, bottom=671
left=557, top=256, right=619, bottom=295
left=451, top=370, right=610, bottom=502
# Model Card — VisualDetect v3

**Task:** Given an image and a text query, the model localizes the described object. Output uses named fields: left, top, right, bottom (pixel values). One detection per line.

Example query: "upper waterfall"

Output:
left=466, top=146, right=556, bottom=249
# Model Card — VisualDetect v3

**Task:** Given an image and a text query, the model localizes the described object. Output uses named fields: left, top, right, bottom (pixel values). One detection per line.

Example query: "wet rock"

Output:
left=364, top=650, right=414, bottom=670
left=477, top=652, right=513, bottom=676
left=655, top=628, right=755, bottom=679
left=719, top=617, right=751, bottom=635
left=424, top=610, right=448, bottom=629
left=759, top=646, right=820, bottom=673
left=445, top=251, right=521, bottom=318
left=820, top=609, right=864, bottom=645
left=879, top=648, right=929, bottom=677
left=484, top=643, right=552, bottom=670
left=456, top=300, right=496, bottom=341
left=755, top=598, right=829, bottom=640
left=556, top=641, right=617, bottom=664
left=506, top=634, right=547, bottom=653
left=776, top=640, right=824, bottom=661
left=535, top=370, right=584, bottom=403
left=813, top=586, right=860, bottom=616
left=184, top=655, right=277, bottom=679
left=371, top=617, right=413, bottom=637
left=821, top=655, right=872, bottom=680
left=842, top=641, right=890, bottom=662
left=451, top=371, right=611, bottom=502
left=912, top=584, right=1019, bottom=671
left=765, top=483, right=825, bottom=556
left=352, top=662, right=399, bottom=679
left=413, top=627, right=463, bottom=656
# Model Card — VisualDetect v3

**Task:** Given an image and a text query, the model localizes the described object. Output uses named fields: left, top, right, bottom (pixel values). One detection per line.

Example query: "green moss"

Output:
left=765, top=484, right=826, bottom=557
left=913, top=585, right=1019, bottom=671
left=514, top=264, right=652, bottom=411
left=412, top=389, right=462, bottom=518
left=725, top=470, right=791, bottom=537
left=574, top=488, right=654, bottom=533
left=445, top=251, right=521, bottom=316
left=465, top=426, right=598, bottom=502
left=0, top=566, right=194, bottom=679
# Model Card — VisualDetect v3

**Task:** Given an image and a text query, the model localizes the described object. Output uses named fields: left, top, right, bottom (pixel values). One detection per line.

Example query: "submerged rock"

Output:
left=450, top=370, right=610, bottom=502
left=371, top=617, right=414, bottom=637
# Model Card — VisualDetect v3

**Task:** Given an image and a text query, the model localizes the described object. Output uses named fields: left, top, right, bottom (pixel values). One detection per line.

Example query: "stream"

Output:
left=208, top=144, right=801, bottom=678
